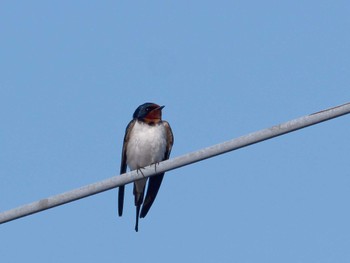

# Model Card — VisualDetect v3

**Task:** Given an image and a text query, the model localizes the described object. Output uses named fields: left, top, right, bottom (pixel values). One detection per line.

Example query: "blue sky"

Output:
left=1, top=1, right=349, bottom=262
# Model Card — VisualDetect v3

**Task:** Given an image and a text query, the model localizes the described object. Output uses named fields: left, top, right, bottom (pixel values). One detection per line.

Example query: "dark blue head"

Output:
left=133, top=102, right=165, bottom=121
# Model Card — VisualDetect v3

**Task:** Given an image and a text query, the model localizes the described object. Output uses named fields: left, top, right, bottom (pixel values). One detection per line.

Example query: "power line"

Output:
left=1, top=102, right=350, bottom=224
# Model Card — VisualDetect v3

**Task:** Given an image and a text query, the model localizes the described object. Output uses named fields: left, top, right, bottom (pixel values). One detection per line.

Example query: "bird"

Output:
left=118, top=102, right=174, bottom=232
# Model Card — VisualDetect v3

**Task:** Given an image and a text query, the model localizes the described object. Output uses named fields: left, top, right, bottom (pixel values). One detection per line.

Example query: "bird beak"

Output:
left=156, top=105, right=165, bottom=111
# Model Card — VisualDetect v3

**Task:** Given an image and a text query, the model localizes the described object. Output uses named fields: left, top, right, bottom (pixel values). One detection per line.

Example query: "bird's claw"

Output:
left=136, top=167, right=146, bottom=178
left=152, top=162, right=160, bottom=173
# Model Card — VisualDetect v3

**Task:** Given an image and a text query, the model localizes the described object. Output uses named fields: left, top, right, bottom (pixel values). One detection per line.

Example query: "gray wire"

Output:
left=1, top=102, right=349, bottom=224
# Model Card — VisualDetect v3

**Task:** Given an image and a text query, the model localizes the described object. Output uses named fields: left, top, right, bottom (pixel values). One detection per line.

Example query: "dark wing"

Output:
left=140, top=121, right=174, bottom=218
left=118, top=119, right=136, bottom=217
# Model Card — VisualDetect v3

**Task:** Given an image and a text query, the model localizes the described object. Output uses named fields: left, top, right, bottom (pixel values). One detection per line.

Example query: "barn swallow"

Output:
left=118, top=102, right=174, bottom=232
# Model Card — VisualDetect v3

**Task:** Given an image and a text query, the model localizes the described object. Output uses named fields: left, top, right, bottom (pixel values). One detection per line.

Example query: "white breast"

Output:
left=126, top=121, right=167, bottom=170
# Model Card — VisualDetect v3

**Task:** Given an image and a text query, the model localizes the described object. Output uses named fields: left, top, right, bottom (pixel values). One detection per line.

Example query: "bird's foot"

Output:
left=150, top=162, right=160, bottom=173
left=136, top=167, right=146, bottom=178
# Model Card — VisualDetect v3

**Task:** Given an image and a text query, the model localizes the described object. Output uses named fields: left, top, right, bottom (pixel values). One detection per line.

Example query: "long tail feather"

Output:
left=135, top=204, right=141, bottom=232
left=118, top=186, right=125, bottom=216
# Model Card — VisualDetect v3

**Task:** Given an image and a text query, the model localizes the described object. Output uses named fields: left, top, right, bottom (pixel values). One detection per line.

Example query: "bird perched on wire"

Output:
left=118, top=102, right=174, bottom=232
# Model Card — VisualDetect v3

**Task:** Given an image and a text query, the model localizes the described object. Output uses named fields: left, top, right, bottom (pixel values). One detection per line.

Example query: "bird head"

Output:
left=133, top=103, right=165, bottom=123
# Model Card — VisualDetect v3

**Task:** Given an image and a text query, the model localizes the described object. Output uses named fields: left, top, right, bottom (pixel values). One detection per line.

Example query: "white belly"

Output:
left=126, top=121, right=167, bottom=170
